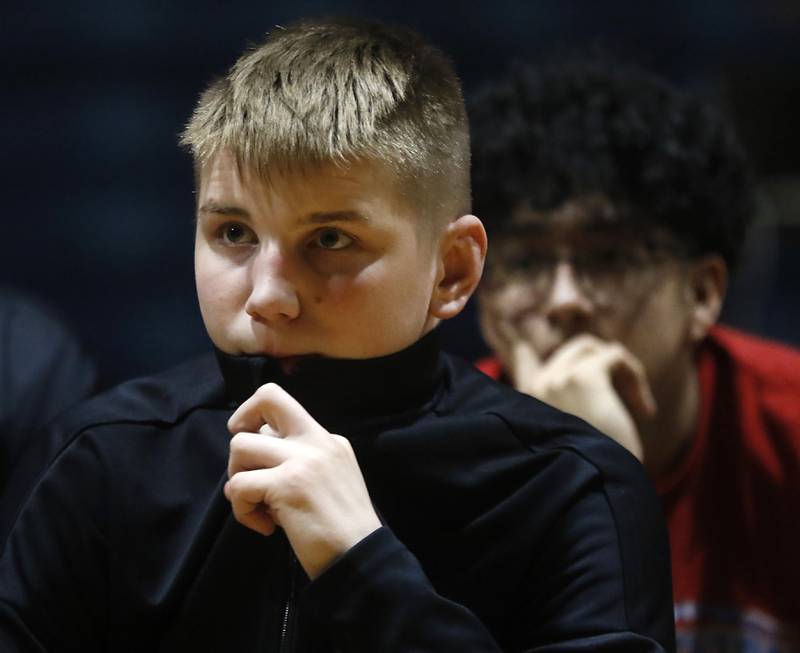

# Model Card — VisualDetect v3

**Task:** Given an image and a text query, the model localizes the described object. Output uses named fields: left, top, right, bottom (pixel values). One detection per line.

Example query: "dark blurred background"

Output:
left=2, top=0, right=799, bottom=391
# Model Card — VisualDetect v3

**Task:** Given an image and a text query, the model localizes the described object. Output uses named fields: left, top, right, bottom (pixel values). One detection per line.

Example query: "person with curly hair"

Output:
left=471, top=61, right=800, bottom=652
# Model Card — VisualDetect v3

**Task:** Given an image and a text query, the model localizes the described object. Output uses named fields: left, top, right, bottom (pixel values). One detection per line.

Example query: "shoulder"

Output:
left=431, top=354, right=672, bottom=641
left=707, top=325, right=800, bottom=430
left=437, top=354, right=664, bottom=552
left=704, top=326, right=800, bottom=471
left=55, top=352, right=226, bottom=439
left=709, top=324, right=800, bottom=387
left=8, top=351, right=227, bottom=498
left=440, top=352, right=652, bottom=489
left=9, top=352, right=228, bottom=512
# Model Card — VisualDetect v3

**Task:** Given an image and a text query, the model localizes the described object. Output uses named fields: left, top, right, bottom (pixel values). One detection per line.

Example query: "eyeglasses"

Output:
left=484, top=238, right=687, bottom=309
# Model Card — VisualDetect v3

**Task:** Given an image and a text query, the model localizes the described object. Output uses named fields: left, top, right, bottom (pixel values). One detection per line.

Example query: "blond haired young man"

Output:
left=0, top=21, right=673, bottom=652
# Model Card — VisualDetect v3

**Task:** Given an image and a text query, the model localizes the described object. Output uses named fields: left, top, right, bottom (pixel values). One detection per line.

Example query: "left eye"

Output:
left=312, top=228, right=354, bottom=250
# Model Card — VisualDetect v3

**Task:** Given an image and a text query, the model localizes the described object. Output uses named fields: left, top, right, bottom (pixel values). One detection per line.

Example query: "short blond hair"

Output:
left=180, top=19, right=471, bottom=224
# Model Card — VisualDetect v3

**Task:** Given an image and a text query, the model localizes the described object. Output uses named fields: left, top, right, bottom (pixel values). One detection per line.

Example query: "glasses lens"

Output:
left=486, top=236, right=676, bottom=307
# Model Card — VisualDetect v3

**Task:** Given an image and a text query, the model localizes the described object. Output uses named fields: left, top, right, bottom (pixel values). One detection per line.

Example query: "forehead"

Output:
left=494, top=197, right=649, bottom=248
left=197, top=151, right=411, bottom=218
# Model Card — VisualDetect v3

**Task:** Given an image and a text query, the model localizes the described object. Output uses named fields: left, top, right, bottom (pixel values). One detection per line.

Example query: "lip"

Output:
left=239, top=346, right=308, bottom=360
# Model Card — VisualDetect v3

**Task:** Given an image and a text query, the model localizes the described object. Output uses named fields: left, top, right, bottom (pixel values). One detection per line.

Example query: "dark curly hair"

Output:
left=469, top=60, right=756, bottom=269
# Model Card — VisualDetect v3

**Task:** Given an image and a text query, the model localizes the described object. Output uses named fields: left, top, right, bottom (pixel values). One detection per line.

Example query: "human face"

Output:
left=479, top=200, right=696, bottom=392
left=194, top=152, right=442, bottom=359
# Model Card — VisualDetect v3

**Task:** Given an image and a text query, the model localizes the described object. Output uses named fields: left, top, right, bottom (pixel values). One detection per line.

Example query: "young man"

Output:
left=471, top=61, right=800, bottom=652
left=0, top=23, right=674, bottom=651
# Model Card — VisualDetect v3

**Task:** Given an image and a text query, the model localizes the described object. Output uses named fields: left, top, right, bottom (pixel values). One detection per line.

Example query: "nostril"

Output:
left=244, top=282, right=301, bottom=322
left=246, top=308, right=267, bottom=324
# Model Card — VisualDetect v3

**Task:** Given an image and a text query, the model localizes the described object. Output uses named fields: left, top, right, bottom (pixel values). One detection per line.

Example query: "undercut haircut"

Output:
left=181, top=18, right=471, bottom=225
left=469, top=60, right=756, bottom=269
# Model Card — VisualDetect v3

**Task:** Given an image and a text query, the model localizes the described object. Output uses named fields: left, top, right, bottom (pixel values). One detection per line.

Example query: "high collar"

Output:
left=214, top=329, right=445, bottom=435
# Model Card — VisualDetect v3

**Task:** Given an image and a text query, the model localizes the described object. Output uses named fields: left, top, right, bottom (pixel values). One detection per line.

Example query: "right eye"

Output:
left=505, top=254, right=551, bottom=276
left=218, top=222, right=257, bottom=246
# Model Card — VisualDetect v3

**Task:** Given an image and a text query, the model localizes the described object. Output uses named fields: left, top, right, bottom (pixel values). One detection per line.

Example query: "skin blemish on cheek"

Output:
left=314, top=295, right=323, bottom=304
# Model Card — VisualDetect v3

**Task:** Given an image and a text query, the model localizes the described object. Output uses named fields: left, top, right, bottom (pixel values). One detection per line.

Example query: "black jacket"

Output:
left=0, top=332, right=675, bottom=651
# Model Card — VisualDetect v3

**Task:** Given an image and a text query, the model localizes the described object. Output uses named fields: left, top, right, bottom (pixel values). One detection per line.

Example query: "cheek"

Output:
left=621, top=287, right=692, bottom=375
left=320, top=273, right=369, bottom=309
left=485, top=283, right=531, bottom=318
left=196, top=269, right=226, bottom=309
left=320, top=262, right=430, bottom=328
left=321, top=260, right=394, bottom=307
left=195, top=261, right=248, bottom=320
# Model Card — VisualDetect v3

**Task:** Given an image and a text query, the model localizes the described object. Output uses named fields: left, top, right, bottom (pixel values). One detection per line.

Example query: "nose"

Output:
left=244, top=244, right=301, bottom=323
left=543, top=261, right=594, bottom=328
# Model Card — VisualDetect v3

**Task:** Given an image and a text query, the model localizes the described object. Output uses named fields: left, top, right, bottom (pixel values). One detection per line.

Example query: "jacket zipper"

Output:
left=279, top=550, right=297, bottom=653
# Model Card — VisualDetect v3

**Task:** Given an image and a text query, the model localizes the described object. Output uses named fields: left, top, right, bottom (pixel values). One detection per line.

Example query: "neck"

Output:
left=640, top=353, right=700, bottom=478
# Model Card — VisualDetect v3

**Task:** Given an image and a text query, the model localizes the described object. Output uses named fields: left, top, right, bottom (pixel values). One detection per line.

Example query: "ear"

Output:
left=687, top=254, right=727, bottom=343
left=429, top=215, right=488, bottom=320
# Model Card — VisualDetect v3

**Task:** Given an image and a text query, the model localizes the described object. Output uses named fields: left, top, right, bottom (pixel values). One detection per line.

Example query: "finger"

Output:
left=477, top=302, right=543, bottom=380
left=545, top=333, right=606, bottom=368
left=227, top=431, right=299, bottom=478
left=224, top=469, right=279, bottom=536
left=598, top=345, right=657, bottom=420
left=508, top=338, right=543, bottom=389
left=228, top=383, right=322, bottom=437
left=239, top=504, right=278, bottom=537
left=477, top=300, right=514, bottom=361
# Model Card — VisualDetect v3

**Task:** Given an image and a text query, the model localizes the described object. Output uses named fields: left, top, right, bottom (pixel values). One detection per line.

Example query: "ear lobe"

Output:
left=688, top=255, right=727, bottom=343
left=429, top=215, right=488, bottom=320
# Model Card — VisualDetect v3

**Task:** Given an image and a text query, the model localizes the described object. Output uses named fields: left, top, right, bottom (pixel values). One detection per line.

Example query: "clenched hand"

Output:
left=485, top=319, right=656, bottom=461
left=225, top=383, right=382, bottom=579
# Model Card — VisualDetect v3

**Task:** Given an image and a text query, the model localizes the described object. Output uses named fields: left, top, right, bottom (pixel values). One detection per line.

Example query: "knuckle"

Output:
left=332, top=433, right=352, bottom=452
left=607, top=342, right=627, bottom=358
left=255, top=383, right=277, bottom=401
left=606, top=342, right=630, bottom=362
left=229, top=433, right=248, bottom=456
left=226, top=474, right=243, bottom=496
left=574, top=333, right=600, bottom=348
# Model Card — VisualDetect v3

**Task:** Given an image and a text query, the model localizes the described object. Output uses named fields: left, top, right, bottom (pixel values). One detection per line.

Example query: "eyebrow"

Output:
left=197, top=202, right=251, bottom=218
left=305, top=210, right=370, bottom=225
left=197, top=204, right=370, bottom=225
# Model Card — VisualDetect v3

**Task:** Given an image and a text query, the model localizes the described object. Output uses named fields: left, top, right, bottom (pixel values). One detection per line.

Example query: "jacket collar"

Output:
left=214, top=329, right=445, bottom=435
